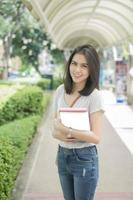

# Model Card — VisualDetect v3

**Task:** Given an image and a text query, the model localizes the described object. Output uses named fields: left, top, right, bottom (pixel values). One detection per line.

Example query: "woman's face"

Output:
left=69, top=53, right=89, bottom=87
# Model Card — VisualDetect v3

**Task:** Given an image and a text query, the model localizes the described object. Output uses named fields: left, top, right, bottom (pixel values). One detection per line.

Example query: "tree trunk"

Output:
left=2, top=34, right=12, bottom=79
left=1, top=2, right=24, bottom=80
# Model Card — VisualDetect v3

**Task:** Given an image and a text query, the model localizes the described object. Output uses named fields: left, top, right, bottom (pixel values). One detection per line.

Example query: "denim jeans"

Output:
left=57, top=145, right=99, bottom=200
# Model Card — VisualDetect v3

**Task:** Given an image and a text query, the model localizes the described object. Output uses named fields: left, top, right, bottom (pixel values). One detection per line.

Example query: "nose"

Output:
left=75, top=64, right=81, bottom=72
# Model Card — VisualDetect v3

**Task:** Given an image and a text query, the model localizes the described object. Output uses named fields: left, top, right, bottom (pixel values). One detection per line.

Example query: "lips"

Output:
left=72, top=74, right=82, bottom=78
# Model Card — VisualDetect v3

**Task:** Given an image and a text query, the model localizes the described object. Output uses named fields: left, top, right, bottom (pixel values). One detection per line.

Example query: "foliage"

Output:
left=0, top=0, right=51, bottom=72
left=0, top=87, right=51, bottom=199
left=0, top=0, right=23, bottom=37
left=53, top=76, right=63, bottom=89
left=52, top=63, right=64, bottom=89
left=50, top=48, right=64, bottom=65
left=36, top=78, right=51, bottom=90
left=0, top=0, right=65, bottom=78
left=0, top=137, right=17, bottom=200
left=0, top=115, right=41, bottom=199
left=0, top=86, right=44, bottom=125
left=19, top=62, right=32, bottom=73
left=11, top=24, right=50, bottom=72
left=0, top=0, right=65, bottom=77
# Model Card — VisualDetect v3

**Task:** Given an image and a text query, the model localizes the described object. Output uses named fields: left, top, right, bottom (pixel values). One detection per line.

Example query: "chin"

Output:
left=74, top=78, right=84, bottom=83
left=73, top=79, right=81, bottom=83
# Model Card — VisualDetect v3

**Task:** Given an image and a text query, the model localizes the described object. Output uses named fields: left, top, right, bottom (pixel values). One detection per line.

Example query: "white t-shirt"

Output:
left=53, top=84, right=104, bottom=149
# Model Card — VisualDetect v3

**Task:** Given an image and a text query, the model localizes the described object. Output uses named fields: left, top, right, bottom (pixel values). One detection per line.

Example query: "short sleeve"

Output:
left=89, top=89, right=105, bottom=114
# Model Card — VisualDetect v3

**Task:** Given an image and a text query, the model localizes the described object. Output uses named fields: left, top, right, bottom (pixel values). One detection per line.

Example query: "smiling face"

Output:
left=69, top=53, right=89, bottom=90
left=64, top=45, right=100, bottom=95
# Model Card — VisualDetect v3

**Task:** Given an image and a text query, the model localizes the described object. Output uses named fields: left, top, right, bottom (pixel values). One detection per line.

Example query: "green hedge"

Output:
left=0, top=138, right=17, bottom=200
left=0, top=115, right=41, bottom=200
left=0, top=86, right=44, bottom=125
left=36, top=78, right=51, bottom=90
left=0, top=85, right=51, bottom=199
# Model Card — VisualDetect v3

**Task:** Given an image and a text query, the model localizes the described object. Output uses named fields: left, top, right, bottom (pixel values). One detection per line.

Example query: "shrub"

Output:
left=0, top=86, right=44, bottom=125
left=53, top=76, right=63, bottom=89
left=0, top=115, right=41, bottom=150
left=0, top=87, right=51, bottom=199
left=0, top=115, right=41, bottom=200
left=36, top=79, right=50, bottom=90
left=0, top=138, right=18, bottom=200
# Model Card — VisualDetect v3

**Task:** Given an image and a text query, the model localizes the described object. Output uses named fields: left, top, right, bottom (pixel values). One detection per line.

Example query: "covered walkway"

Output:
left=22, top=0, right=133, bottom=49
left=11, top=90, right=133, bottom=200
left=22, top=0, right=133, bottom=105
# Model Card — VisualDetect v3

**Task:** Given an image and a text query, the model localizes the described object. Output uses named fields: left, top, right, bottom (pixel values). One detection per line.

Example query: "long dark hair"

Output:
left=64, top=44, right=100, bottom=96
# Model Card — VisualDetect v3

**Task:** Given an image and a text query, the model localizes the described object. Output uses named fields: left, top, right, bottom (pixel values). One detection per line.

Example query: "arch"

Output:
left=23, top=0, right=133, bottom=49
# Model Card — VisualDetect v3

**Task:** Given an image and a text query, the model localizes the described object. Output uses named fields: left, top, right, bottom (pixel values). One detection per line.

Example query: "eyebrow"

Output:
left=72, top=60, right=88, bottom=65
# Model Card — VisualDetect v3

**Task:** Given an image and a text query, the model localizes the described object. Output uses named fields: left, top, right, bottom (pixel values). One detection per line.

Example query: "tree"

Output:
left=0, top=0, right=50, bottom=77
left=12, top=24, right=50, bottom=73
left=0, top=0, right=26, bottom=78
left=0, top=0, right=64, bottom=79
left=50, top=48, right=64, bottom=65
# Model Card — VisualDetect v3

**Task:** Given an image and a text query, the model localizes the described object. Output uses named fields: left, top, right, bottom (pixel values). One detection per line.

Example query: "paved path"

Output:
left=11, top=91, right=133, bottom=200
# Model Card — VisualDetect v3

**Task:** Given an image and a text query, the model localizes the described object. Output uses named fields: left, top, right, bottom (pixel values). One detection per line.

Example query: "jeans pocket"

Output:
left=75, top=151, right=94, bottom=163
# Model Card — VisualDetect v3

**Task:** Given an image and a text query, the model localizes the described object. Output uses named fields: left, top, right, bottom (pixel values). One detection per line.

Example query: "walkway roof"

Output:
left=23, top=0, right=133, bottom=49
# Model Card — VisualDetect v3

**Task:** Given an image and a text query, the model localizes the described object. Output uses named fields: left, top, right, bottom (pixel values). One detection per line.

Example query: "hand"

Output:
left=65, top=138, right=78, bottom=143
left=54, top=118, right=65, bottom=133
left=54, top=118, right=78, bottom=142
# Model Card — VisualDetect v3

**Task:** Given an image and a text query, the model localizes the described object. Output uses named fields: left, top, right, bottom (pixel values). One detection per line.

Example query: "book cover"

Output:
left=59, top=108, right=90, bottom=130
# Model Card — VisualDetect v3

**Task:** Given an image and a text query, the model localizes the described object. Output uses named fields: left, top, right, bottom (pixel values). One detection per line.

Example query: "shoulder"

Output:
left=89, top=88, right=105, bottom=113
left=90, top=88, right=102, bottom=98
left=56, top=84, right=64, bottom=92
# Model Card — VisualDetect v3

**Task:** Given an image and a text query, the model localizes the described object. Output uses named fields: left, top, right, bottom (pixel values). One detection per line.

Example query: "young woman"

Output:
left=52, top=44, right=104, bottom=200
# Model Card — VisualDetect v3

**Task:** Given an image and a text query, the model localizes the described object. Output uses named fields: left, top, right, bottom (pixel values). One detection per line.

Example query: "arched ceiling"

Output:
left=23, top=0, right=133, bottom=49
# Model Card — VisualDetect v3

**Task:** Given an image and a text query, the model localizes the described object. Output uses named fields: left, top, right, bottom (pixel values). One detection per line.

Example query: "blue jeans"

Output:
left=57, top=145, right=99, bottom=200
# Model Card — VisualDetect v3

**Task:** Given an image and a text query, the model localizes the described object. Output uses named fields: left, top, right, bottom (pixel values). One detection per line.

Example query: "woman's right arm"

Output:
left=52, top=113, right=66, bottom=141
left=52, top=113, right=77, bottom=142
left=52, top=86, right=77, bottom=142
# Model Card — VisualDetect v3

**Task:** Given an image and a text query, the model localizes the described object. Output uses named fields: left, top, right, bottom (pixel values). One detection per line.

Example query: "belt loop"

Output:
left=58, top=145, right=61, bottom=152
left=95, top=145, right=98, bottom=154
left=72, top=148, right=76, bottom=156
left=58, top=145, right=59, bottom=152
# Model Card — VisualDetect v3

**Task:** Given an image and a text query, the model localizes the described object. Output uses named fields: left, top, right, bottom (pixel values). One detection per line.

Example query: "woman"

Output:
left=52, top=44, right=104, bottom=200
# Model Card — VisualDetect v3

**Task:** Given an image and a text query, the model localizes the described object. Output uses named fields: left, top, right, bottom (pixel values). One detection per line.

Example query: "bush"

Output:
left=0, top=138, right=18, bottom=200
left=0, top=115, right=41, bottom=150
left=0, top=115, right=41, bottom=200
left=0, top=86, right=51, bottom=199
left=53, top=76, right=63, bottom=89
left=36, top=78, right=50, bottom=90
left=0, top=86, right=44, bottom=125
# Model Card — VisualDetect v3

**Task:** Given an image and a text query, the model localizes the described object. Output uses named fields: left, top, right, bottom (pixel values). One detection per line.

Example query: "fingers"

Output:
left=54, top=118, right=61, bottom=124
left=65, top=138, right=77, bottom=143
left=54, top=118, right=63, bottom=132
left=54, top=119, right=59, bottom=130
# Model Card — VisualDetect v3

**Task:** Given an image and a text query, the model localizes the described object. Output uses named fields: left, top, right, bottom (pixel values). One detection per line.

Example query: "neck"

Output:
left=72, top=82, right=85, bottom=93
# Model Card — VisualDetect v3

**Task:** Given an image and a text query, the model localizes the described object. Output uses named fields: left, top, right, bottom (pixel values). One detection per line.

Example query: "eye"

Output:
left=71, top=61, right=76, bottom=65
left=82, top=64, right=88, bottom=68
